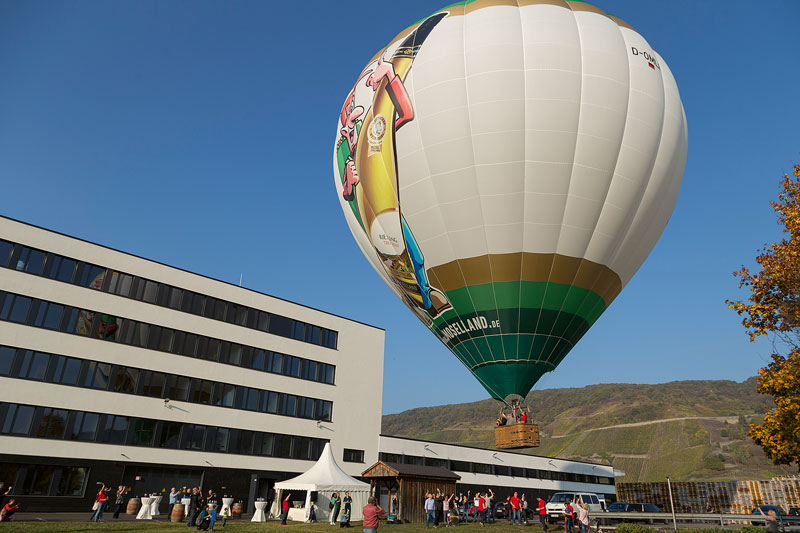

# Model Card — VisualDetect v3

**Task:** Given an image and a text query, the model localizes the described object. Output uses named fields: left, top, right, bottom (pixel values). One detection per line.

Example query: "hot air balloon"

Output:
left=333, top=0, right=687, bottom=437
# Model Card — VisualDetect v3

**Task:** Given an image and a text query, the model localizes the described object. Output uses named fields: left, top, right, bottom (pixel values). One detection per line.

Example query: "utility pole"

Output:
left=666, top=476, right=677, bottom=531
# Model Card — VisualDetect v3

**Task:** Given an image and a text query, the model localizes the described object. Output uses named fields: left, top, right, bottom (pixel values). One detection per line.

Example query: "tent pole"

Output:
left=304, top=490, right=312, bottom=522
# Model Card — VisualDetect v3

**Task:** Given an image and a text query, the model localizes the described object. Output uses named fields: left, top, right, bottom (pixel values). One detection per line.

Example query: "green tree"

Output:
left=728, top=165, right=800, bottom=469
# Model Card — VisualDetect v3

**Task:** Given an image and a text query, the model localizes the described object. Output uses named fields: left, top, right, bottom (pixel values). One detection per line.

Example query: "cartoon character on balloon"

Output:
left=334, top=13, right=452, bottom=326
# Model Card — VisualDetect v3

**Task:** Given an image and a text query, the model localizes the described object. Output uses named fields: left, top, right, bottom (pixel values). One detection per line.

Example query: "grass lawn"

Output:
left=1, top=520, right=551, bottom=532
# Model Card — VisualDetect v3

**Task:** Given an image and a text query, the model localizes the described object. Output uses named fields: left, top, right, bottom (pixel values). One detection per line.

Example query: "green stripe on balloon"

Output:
left=442, top=280, right=607, bottom=325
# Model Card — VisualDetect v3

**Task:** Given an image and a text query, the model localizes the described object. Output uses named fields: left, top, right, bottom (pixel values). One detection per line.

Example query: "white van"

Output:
left=545, top=492, right=604, bottom=521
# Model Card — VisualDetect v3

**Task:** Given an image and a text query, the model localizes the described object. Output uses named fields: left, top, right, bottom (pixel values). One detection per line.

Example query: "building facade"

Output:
left=0, top=216, right=618, bottom=516
left=378, top=435, right=617, bottom=506
left=0, top=216, right=384, bottom=512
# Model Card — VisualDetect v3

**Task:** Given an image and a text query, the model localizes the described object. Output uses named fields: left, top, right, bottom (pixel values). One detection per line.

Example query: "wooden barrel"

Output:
left=171, top=503, right=186, bottom=522
left=126, top=497, right=141, bottom=515
left=232, top=502, right=243, bottom=519
left=495, top=423, right=540, bottom=449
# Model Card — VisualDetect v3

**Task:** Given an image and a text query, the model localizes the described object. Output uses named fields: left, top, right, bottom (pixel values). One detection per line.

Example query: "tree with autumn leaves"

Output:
left=728, top=164, right=800, bottom=470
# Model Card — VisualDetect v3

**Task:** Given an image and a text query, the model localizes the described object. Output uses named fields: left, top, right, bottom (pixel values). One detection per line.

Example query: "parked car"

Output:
left=787, top=508, right=799, bottom=516
left=607, top=503, right=662, bottom=513
left=546, top=492, right=603, bottom=522
left=752, top=505, right=785, bottom=516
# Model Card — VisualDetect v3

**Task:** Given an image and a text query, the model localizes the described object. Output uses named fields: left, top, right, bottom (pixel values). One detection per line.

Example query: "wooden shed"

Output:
left=362, top=461, right=460, bottom=523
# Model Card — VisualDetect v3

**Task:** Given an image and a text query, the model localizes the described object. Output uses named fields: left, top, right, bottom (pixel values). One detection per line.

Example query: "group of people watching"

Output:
left=496, top=405, right=532, bottom=426
left=424, top=489, right=505, bottom=527
left=328, top=491, right=354, bottom=527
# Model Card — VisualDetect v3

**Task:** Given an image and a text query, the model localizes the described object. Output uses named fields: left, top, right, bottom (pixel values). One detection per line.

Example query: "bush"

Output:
left=616, top=523, right=652, bottom=533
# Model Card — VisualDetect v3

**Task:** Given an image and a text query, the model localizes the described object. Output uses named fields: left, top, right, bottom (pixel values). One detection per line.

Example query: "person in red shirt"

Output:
left=0, top=499, right=18, bottom=522
left=537, top=496, right=548, bottom=532
left=281, top=492, right=291, bottom=525
left=510, top=492, right=522, bottom=525
left=362, top=496, right=385, bottom=533
left=477, top=493, right=487, bottom=527
left=90, top=484, right=108, bottom=523
left=520, top=406, right=530, bottom=424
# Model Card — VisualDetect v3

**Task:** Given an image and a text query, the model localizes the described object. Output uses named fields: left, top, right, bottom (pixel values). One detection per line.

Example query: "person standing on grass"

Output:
left=576, top=497, right=590, bottom=533
left=281, top=492, right=292, bottom=525
left=425, top=492, right=436, bottom=529
left=90, top=483, right=108, bottom=523
left=537, top=496, right=548, bottom=532
left=330, top=492, right=342, bottom=525
left=343, top=491, right=353, bottom=527
left=112, top=485, right=126, bottom=519
left=169, top=487, right=180, bottom=517
left=362, top=496, right=385, bottom=533
left=510, top=491, right=522, bottom=525
left=563, top=499, right=575, bottom=533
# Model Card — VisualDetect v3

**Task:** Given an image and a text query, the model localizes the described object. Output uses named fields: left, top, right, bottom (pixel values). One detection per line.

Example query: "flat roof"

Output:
left=0, top=214, right=384, bottom=332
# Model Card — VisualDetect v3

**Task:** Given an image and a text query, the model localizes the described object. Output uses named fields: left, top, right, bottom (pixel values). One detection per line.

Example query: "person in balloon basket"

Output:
left=362, top=496, right=385, bottom=533
left=537, top=496, right=548, bottom=533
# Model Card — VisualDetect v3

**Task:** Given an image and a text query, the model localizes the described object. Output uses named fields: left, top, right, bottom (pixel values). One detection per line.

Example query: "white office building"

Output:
left=0, top=216, right=616, bottom=514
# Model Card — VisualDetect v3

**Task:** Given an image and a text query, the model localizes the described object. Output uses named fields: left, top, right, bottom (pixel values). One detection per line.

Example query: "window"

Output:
left=78, top=265, right=106, bottom=290
left=510, top=467, right=525, bottom=478
left=316, top=400, right=332, bottom=422
left=69, top=412, right=99, bottom=441
left=100, top=415, right=129, bottom=444
left=243, top=388, right=259, bottom=411
left=113, top=367, right=139, bottom=394
left=129, top=419, right=156, bottom=446
left=494, top=465, right=510, bottom=476
left=83, top=362, right=112, bottom=390
left=0, top=346, right=14, bottom=375
left=274, top=434, right=293, bottom=458
left=0, top=240, right=13, bottom=267
left=269, top=315, right=292, bottom=338
left=51, top=356, right=81, bottom=385
left=264, top=391, right=279, bottom=414
left=57, top=467, right=88, bottom=496
left=269, top=352, right=284, bottom=374
left=473, top=463, right=492, bottom=474
left=252, top=349, right=266, bottom=371
left=35, top=408, right=68, bottom=439
left=209, top=427, right=229, bottom=452
left=258, top=433, right=274, bottom=456
left=450, top=460, right=471, bottom=472
left=2, top=404, right=34, bottom=435
left=18, top=351, right=49, bottom=380
left=182, top=424, right=206, bottom=450
left=404, top=455, right=423, bottom=466
left=286, top=356, right=301, bottom=378
left=425, top=457, right=448, bottom=468
left=54, top=257, right=77, bottom=283
left=21, top=464, right=56, bottom=495
left=280, top=394, right=297, bottom=417
left=168, top=376, right=191, bottom=401
left=343, top=449, right=364, bottom=463
left=159, top=421, right=182, bottom=448
left=142, top=372, right=166, bottom=398
left=295, top=437, right=313, bottom=460
left=214, top=384, right=236, bottom=408
left=379, top=453, right=402, bottom=463
left=192, top=380, right=212, bottom=405
left=41, top=303, right=64, bottom=330
left=8, top=295, right=32, bottom=323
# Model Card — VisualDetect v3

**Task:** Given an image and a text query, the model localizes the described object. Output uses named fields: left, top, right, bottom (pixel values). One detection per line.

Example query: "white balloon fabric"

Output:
left=333, top=0, right=687, bottom=402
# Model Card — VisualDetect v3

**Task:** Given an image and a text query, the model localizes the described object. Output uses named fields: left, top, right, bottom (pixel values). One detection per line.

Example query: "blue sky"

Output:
left=1, top=1, right=798, bottom=414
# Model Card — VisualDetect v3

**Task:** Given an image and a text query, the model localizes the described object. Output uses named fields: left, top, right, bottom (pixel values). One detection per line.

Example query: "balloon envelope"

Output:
left=333, top=0, right=687, bottom=402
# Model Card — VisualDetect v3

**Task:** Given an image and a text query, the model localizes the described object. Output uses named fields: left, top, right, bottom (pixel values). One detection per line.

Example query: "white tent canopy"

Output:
left=272, top=443, right=370, bottom=522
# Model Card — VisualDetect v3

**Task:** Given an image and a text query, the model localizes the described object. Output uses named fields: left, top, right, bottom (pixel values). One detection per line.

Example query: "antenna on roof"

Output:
left=239, top=273, right=243, bottom=287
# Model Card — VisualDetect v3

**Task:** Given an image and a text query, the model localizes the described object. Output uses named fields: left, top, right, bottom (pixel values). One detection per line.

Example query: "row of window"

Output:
left=0, top=239, right=338, bottom=349
left=0, top=291, right=336, bottom=385
left=0, top=345, right=333, bottom=422
left=0, top=462, right=87, bottom=497
left=0, top=402, right=330, bottom=460
left=378, top=453, right=614, bottom=485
